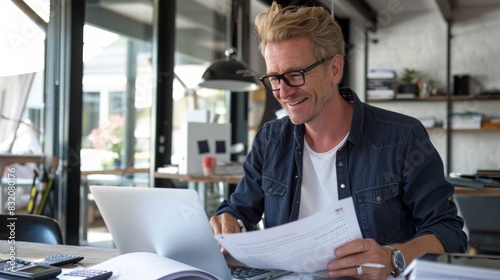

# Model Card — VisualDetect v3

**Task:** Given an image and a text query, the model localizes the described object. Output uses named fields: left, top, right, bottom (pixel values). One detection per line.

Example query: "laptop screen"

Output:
left=90, top=186, right=232, bottom=280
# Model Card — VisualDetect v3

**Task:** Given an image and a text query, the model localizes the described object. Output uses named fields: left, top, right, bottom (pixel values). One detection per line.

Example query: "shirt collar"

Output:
left=293, top=87, right=364, bottom=147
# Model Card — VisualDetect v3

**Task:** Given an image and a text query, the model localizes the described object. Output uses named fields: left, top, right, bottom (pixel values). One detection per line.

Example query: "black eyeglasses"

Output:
left=259, top=57, right=331, bottom=91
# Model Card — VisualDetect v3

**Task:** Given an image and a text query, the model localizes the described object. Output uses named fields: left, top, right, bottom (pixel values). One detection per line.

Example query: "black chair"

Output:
left=454, top=195, right=500, bottom=255
left=0, top=214, right=63, bottom=244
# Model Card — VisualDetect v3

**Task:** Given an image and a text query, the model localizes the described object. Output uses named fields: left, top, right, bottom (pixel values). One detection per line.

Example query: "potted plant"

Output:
left=88, top=114, right=124, bottom=168
left=398, top=68, right=420, bottom=96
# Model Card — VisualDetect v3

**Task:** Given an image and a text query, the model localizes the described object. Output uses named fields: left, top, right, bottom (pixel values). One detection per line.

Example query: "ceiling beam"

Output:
left=330, top=0, right=378, bottom=31
left=11, top=0, right=47, bottom=32
left=257, top=0, right=377, bottom=29
left=86, top=6, right=152, bottom=42
left=86, top=0, right=152, bottom=4
left=344, top=0, right=377, bottom=25
left=436, top=0, right=454, bottom=22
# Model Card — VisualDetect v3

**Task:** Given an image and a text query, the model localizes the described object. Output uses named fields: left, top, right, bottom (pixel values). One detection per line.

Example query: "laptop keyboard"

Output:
left=229, top=266, right=273, bottom=279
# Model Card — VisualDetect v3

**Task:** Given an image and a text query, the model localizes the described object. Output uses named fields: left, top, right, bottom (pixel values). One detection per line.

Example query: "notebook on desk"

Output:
left=89, top=186, right=289, bottom=280
left=403, top=253, right=500, bottom=280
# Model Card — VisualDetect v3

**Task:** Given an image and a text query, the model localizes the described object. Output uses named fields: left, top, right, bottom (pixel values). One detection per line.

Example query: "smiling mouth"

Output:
left=288, top=98, right=307, bottom=106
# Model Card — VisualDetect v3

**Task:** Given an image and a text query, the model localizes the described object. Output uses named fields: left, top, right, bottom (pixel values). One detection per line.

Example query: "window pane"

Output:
left=172, top=0, right=229, bottom=165
left=82, top=22, right=152, bottom=172
left=0, top=1, right=47, bottom=157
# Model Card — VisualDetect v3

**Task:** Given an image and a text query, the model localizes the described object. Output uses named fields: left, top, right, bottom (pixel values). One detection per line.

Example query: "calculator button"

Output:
left=60, top=269, right=113, bottom=280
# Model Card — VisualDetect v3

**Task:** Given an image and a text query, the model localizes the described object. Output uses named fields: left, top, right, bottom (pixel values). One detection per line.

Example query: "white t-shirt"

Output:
left=298, top=134, right=348, bottom=219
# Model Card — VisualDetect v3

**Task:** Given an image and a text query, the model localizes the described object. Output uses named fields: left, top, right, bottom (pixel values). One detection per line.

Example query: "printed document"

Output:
left=214, top=197, right=363, bottom=273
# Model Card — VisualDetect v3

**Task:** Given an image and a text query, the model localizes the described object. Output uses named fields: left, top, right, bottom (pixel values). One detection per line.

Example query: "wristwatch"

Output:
left=236, top=219, right=247, bottom=233
left=386, top=245, right=405, bottom=277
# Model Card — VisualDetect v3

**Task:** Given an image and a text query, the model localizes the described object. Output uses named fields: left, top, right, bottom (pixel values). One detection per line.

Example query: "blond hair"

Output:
left=254, top=2, right=345, bottom=61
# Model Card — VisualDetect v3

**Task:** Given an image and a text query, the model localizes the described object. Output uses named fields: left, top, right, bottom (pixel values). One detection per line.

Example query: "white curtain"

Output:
left=0, top=73, right=35, bottom=153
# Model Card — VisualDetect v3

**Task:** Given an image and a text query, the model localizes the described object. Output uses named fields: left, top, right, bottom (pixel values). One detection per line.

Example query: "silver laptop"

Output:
left=90, top=186, right=289, bottom=280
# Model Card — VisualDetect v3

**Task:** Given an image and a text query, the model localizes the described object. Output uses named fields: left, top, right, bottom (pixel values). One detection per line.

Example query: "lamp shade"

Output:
left=199, top=58, right=260, bottom=92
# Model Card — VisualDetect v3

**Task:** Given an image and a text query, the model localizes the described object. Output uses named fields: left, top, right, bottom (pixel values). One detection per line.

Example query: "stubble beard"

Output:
left=282, top=92, right=332, bottom=125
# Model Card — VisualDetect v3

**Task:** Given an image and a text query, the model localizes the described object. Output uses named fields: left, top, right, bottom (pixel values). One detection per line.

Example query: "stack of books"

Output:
left=445, top=112, right=482, bottom=129
left=366, top=69, right=395, bottom=100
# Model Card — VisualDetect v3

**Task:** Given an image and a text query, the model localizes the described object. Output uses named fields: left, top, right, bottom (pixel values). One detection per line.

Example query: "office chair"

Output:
left=0, top=214, right=63, bottom=244
left=454, top=195, right=500, bottom=255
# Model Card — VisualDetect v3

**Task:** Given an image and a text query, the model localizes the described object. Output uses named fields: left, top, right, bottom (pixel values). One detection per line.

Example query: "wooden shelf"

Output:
left=451, top=127, right=500, bottom=132
left=368, top=95, right=500, bottom=102
left=369, top=97, right=442, bottom=102
left=154, top=172, right=243, bottom=185
left=426, top=127, right=445, bottom=132
left=425, top=127, right=500, bottom=132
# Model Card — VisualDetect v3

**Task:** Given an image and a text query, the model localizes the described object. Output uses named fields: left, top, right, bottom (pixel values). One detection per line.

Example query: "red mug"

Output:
left=202, top=156, right=217, bottom=175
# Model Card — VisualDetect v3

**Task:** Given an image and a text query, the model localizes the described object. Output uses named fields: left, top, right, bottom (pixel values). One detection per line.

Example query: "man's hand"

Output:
left=327, top=234, right=444, bottom=279
left=209, top=213, right=242, bottom=254
left=326, top=238, right=392, bottom=279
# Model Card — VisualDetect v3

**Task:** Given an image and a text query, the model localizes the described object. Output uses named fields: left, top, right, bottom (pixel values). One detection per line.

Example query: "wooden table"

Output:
left=154, top=172, right=243, bottom=185
left=0, top=241, right=309, bottom=279
left=454, top=186, right=500, bottom=196
left=0, top=240, right=119, bottom=267
left=0, top=153, right=43, bottom=165
left=0, top=153, right=43, bottom=174
left=81, top=167, right=149, bottom=176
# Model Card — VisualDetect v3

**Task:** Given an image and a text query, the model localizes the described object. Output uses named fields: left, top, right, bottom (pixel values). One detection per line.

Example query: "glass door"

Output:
left=82, top=0, right=153, bottom=244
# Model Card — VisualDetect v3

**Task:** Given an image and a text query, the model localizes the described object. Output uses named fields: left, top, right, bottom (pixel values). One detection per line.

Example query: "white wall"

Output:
left=348, top=6, right=500, bottom=174
left=347, top=17, right=368, bottom=98
left=453, top=7, right=500, bottom=90
left=368, top=11, right=449, bottom=92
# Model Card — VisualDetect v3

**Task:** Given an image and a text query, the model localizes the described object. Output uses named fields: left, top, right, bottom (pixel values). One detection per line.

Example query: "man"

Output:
left=210, top=2, right=467, bottom=279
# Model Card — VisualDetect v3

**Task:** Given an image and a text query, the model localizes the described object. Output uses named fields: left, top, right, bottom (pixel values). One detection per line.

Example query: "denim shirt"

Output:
left=216, top=88, right=468, bottom=253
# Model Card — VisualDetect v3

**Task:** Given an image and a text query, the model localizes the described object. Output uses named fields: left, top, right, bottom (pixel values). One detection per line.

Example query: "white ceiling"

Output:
left=100, top=2, right=153, bottom=24
left=330, top=0, right=500, bottom=25
left=365, top=0, right=438, bottom=13
left=365, top=0, right=500, bottom=12
left=455, top=0, right=500, bottom=7
left=92, top=0, right=500, bottom=37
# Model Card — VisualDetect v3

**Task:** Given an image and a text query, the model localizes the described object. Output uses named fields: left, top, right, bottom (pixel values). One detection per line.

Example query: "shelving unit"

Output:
left=452, top=128, right=500, bottom=132
left=366, top=94, right=500, bottom=172
left=363, top=9, right=500, bottom=174
left=367, top=96, right=500, bottom=132
left=368, top=95, right=500, bottom=103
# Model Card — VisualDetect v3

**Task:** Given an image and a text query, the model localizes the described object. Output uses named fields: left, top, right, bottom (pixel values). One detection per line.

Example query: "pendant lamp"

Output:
left=199, top=48, right=260, bottom=92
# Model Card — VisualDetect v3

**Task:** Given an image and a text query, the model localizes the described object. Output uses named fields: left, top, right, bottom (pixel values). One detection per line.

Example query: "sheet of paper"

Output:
left=214, top=197, right=362, bottom=273
left=89, top=252, right=219, bottom=280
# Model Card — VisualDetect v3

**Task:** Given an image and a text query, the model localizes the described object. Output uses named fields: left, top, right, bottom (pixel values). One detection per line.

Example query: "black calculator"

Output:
left=0, top=258, right=62, bottom=280
left=57, top=268, right=113, bottom=280
left=39, top=255, right=84, bottom=267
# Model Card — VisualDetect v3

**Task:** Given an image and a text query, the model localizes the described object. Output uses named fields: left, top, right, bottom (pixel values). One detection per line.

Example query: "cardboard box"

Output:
left=178, top=122, right=231, bottom=174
